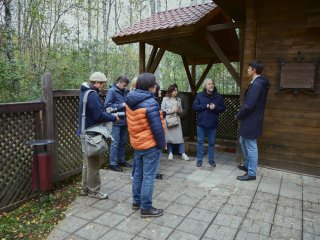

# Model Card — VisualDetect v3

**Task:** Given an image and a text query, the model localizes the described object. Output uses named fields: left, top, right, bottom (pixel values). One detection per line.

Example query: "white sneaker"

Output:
left=168, top=153, right=173, bottom=160
left=88, top=192, right=108, bottom=200
left=181, top=153, right=190, bottom=161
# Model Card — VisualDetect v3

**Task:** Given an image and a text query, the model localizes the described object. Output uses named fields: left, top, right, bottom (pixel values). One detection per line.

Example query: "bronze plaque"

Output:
left=280, top=63, right=315, bottom=89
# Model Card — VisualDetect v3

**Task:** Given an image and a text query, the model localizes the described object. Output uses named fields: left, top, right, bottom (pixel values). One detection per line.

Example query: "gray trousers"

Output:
left=81, top=155, right=101, bottom=194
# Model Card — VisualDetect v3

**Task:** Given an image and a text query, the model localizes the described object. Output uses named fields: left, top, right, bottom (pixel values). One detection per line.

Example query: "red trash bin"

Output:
left=32, top=152, right=52, bottom=191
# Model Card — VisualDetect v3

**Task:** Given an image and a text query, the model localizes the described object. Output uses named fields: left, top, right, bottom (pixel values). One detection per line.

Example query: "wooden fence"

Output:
left=0, top=74, right=239, bottom=212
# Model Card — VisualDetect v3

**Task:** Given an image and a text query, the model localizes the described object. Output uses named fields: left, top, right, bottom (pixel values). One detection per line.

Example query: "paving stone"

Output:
left=183, top=186, right=210, bottom=198
left=254, top=191, right=278, bottom=203
left=167, top=230, right=200, bottom=240
left=278, top=196, right=302, bottom=209
left=91, top=199, right=118, bottom=211
left=304, top=192, right=320, bottom=204
left=197, top=195, right=227, bottom=211
left=108, top=202, right=135, bottom=216
left=55, top=216, right=89, bottom=233
left=258, top=176, right=281, bottom=195
left=220, top=204, right=248, bottom=217
left=282, top=172, right=303, bottom=185
left=235, top=230, right=269, bottom=240
left=177, top=218, right=209, bottom=236
left=188, top=207, right=217, bottom=223
left=227, top=194, right=252, bottom=207
left=303, top=176, right=320, bottom=188
left=167, top=176, right=186, bottom=183
left=74, top=206, right=105, bottom=221
left=246, top=208, right=275, bottom=223
left=138, top=223, right=173, bottom=240
left=270, top=225, right=301, bottom=239
left=213, top=213, right=243, bottom=229
left=152, top=212, right=183, bottom=228
left=47, top=229, right=69, bottom=240
left=240, top=218, right=271, bottom=236
left=204, top=224, right=238, bottom=240
left=165, top=203, right=193, bottom=217
left=304, top=201, right=320, bottom=214
left=175, top=194, right=202, bottom=207
left=303, top=211, right=320, bottom=235
left=64, top=235, right=86, bottom=240
left=251, top=199, right=277, bottom=213
left=303, top=232, right=320, bottom=240
left=155, top=190, right=182, bottom=202
left=102, top=180, right=126, bottom=190
left=172, top=172, right=189, bottom=179
left=93, top=211, right=126, bottom=228
left=187, top=169, right=212, bottom=182
left=276, top=205, right=302, bottom=218
left=166, top=164, right=184, bottom=172
left=115, top=217, right=150, bottom=235
left=108, top=190, right=131, bottom=202
left=274, top=214, right=302, bottom=231
left=280, top=181, right=302, bottom=200
left=178, top=167, right=195, bottom=174
left=151, top=199, right=172, bottom=210
left=74, top=223, right=109, bottom=240
left=99, top=229, right=134, bottom=240
left=259, top=168, right=283, bottom=179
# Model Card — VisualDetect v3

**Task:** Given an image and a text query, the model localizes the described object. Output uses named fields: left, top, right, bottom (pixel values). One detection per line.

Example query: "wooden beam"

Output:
left=149, top=48, right=165, bottom=74
left=146, top=46, right=158, bottom=72
left=195, top=61, right=213, bottom=91
left=139, top=42, right=145, bottom=73
left=206, top=22, right=244, bottom=32
left=206, top=32, right=240, bottom=86
left=181, top=56, right=195, bottom=91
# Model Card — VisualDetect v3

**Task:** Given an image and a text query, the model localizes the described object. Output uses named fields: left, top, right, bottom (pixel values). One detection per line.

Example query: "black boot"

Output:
left=141, top=207, right=164, bottom=218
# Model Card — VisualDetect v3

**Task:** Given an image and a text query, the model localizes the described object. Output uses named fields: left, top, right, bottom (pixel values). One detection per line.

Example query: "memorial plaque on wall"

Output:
left=280, top=63, right=315, bottom=89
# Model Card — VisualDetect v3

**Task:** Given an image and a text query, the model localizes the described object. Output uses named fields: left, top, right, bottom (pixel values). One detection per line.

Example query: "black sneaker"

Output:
left=155, top=173, right=163, bottom=180
left=196, top=161, right=202, bottom=167
left=109, top=165, right=123, bottom=172
left=237, top=164, right=248, bottom=172
left=132, top=203, right=140, bottom=210
left=236, top=174, right=256, bottom=181
left=119, top=162, right=132, bottom=167
left=209, top=161, right=216, bottom=167
left=141, top=207, right=164, bottom=218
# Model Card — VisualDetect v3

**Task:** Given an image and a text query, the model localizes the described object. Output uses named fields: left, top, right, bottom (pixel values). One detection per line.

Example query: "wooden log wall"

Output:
left=241, top=0, right=320, bottom=175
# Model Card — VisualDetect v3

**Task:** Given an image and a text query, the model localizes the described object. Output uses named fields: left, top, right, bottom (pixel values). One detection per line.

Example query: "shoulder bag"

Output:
left=80, top=90, right=113, bottom=157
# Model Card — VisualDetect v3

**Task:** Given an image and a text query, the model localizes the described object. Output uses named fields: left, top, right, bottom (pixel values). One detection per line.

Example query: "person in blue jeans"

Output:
left=126, top=73, right=166, bottom=218
left=192, top=78, right=225, bottom=168
left=236, top=60, right=269, bottom=181
left=105, top=75, right=132, bottom=172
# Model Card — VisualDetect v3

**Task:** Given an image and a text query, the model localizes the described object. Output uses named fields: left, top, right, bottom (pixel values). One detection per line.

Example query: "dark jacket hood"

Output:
left=126, top=89, right=154, bottom=108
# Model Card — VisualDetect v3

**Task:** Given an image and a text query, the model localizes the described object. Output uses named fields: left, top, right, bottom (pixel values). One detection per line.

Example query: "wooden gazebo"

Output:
left=112, top=2, right=243, bottom=140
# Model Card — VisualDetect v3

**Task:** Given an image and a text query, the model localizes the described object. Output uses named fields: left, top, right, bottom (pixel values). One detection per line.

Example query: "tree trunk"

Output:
left=4, top=0, right=15, bottom=62
left=149, top=0, right=155, bottom=15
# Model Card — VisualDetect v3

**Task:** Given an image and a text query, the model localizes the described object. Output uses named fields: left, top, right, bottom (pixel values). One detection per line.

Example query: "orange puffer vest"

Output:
left=126, top=106, right=165, bottom=150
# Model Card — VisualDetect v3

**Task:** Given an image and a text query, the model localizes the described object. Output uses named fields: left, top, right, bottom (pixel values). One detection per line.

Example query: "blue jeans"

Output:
left=197, top=126, right=216, bottom=163
left=132, top=147, right=159, bottom=210
left=167, top=143, right=185, bottom=155
left=240, top=136, right=258, bottom=176
left=109, top=125, right=127, bottom=166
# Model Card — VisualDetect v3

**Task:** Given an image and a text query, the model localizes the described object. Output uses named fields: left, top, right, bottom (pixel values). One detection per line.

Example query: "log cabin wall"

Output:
left=240, top=0, right=320, bottom=175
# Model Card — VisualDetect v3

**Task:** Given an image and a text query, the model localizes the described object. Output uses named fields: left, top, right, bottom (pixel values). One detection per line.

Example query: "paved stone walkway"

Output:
left=48, top=151, right=320, bottom=240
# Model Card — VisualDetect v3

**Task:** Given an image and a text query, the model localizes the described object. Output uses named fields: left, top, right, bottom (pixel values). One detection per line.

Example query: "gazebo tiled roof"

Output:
left=113, top=2, right=216, bottom=39
left=112, top=2, right=239, bottom=65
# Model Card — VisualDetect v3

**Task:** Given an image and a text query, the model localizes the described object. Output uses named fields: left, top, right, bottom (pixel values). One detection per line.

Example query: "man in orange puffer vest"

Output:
left=126, top=73, right=166, bottom=218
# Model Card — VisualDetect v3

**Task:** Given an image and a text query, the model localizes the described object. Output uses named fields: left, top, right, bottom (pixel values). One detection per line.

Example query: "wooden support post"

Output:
left=181, top=56, right=195, bottom=91
left=139, top=42, right=145, bottom=73
left=41, top=73, right=56, bottom=182
left=195, top=61, right=213, bottom=91
left=149, top=48, right=165, bottom=74
left=146, top=46, right=158, bottom=72
left=206, top=32, right=241, bottom=86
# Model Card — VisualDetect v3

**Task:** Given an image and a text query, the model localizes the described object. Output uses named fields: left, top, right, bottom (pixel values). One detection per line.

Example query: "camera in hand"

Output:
left=106, top=107, right=126, bottom=118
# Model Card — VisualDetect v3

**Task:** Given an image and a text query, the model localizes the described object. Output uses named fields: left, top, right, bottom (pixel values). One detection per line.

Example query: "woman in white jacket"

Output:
left=161, top=84, right=189, bottom=161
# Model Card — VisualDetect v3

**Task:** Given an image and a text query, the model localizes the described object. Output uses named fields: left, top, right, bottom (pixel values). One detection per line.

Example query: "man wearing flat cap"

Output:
left=77, top=72, right=119, bottom=200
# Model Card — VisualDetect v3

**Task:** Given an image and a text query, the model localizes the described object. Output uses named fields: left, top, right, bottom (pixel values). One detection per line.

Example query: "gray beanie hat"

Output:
left=89, top=72, right=107, bottom=82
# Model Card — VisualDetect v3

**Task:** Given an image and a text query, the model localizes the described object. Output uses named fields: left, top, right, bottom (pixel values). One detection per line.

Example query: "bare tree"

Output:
left=149, top=0, right=155, bottom=15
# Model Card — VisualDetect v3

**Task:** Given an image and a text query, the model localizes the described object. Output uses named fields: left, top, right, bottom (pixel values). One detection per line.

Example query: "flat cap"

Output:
left=89, top=72, right=107, bottom=82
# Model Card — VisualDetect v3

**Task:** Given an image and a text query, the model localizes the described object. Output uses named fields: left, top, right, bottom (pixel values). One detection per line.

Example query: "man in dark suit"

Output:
left=235, top=60, right=270, bottom=181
